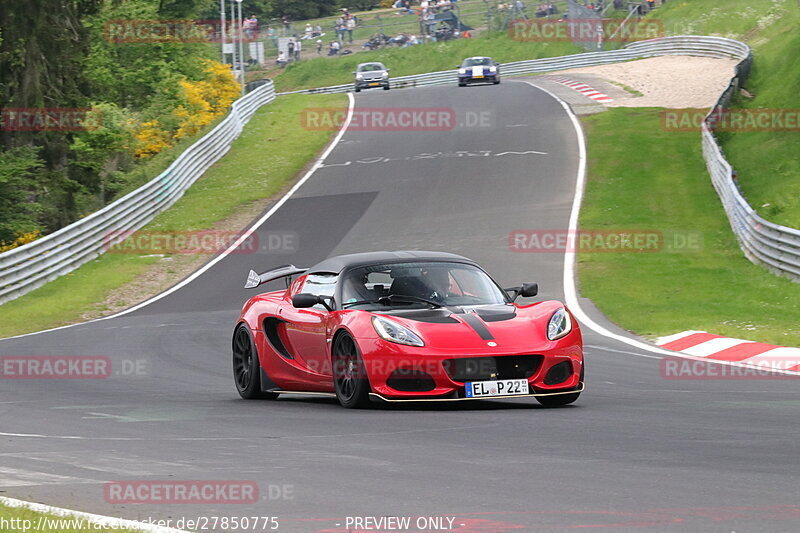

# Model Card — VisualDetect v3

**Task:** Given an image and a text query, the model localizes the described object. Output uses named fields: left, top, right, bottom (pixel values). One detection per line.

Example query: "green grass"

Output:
left=714, top=12, right=800, bottom=228
left=0, top=93, right=346, bottom=338
left=578, top=108, right=800, bottom=345
left=652, top=0, right=791, bottom=39
left=648, top=0, right=800, bottom=227
left=274, top=32, right=581, bottom=91
left=0, top=502, right=145, bottom=532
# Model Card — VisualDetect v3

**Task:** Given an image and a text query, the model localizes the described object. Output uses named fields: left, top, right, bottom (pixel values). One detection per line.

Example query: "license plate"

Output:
left=465, top=379, right=529, bottom=398
left=473, top=75, right=484, bottom=79
left=369, top=82, right=380, bottom=86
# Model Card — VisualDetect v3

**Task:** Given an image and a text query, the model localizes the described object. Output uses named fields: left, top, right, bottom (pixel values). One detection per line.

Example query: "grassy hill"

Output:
left=651, top=0, right=800, bottom=228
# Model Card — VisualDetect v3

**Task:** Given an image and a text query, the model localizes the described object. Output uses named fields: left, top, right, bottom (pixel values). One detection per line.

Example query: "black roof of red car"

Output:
left=307, top=250, right=474, bottom=274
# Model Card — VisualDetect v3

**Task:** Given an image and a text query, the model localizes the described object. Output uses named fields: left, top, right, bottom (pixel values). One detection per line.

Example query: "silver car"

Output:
left=354, top=62, right=390, bottom=92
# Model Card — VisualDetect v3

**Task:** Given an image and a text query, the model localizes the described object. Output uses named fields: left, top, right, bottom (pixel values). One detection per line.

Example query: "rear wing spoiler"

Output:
left=244, top=264, right=307, bottom=289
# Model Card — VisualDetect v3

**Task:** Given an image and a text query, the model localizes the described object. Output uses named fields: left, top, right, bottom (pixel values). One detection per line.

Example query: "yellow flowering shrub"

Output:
left=173, top=59, right=240, bottom=140
left=130, top=60, right=239, bottom=158
left=0, top=230, right=42, bottom=253
left=133, top=120, right=173, bottom=158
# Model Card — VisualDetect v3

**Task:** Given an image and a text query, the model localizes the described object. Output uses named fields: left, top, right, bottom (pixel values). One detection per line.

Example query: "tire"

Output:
left=383, top=85, right=390, bottom=90
left=493, top=79, right=501, bottom=85
left=535, top=364, right=583, bottom=407
left=232, top=324, right=279, bottom=400
left=458, top=82, right=466, bottom=87
left=331, top=333, right=371, bottom=408
left=354, top=87, right=361, bottom=93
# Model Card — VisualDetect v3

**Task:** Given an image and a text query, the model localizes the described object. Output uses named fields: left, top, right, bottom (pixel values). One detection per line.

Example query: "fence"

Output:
left=0, top=82, right=277, bottom=305
left=1, top=35, right=796, bottom=305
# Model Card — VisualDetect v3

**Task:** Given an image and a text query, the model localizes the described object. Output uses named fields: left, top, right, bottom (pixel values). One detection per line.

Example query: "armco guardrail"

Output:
left=702, top=57, right=800, bottom=280
left=278, top=36, right=752, bottom=95
left=0, top=81, right=276, bottom=304
left=1, top=36, right=795, bottom=305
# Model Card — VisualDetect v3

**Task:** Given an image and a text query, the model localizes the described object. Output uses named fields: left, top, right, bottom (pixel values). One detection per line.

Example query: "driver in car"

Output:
left=420, top=267, right=453, bottom=302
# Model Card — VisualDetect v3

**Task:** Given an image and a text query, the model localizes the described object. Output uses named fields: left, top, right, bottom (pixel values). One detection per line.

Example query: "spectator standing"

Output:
left=335, top=17, right=346, bottom=42
left=294, top=38, right=301, bottom=60
left=267, top=26, right=277, bottom=47
left=316, top=39, right=323, bottom=54
left=346, top=17, right=356, bottom=43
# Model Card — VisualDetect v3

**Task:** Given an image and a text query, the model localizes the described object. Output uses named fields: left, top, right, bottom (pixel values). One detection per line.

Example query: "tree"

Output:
left=0, top=147, right=44, bottom=243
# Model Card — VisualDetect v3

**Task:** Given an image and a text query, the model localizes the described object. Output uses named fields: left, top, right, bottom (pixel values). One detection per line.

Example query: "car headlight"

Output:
left=547, top=308, right=572, bottom=340
left=458, top=68, right=467, bottom=75
left=381, top=72, right=389, bottom=78
left=372, top=316, right=424, bottom=347
left=488, top=66, right=497, bottom=73
left=356, top=74, right=364, bottom=80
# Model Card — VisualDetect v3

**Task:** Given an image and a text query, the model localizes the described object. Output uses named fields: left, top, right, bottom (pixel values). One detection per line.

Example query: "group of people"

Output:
left=534, top=2, right=559, bottom=17
left=276, top=38, right=302, bottom=66
left=302, top=23, right=325, bottom=39
left=334, top=9, right=359, bottom=44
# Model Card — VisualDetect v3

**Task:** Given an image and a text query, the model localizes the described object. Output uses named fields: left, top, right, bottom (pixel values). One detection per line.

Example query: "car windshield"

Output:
left=341, top=261, right=508, bottom=310
left=462, top=57, right=492, bottom=67
left=358, top=63, right=385, bottom=72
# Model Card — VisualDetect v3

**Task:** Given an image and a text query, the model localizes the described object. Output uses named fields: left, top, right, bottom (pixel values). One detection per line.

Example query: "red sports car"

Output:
left=233, top=251, right=584, bottom=408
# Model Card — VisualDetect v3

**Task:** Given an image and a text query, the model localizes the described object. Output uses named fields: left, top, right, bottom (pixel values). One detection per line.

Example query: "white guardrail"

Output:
left=0, top=81, right=276, bottom=304
left=1, top=35, right=796, bottom=305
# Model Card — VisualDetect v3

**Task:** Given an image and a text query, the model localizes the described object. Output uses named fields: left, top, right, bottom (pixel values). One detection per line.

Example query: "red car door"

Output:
left=279, top=274, right=337, bottom=377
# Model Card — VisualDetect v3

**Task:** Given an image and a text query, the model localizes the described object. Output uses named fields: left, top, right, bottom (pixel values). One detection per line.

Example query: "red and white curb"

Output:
left=550, top=76, right=613, bottom=103
left=655, top=331, right=800, bottom=372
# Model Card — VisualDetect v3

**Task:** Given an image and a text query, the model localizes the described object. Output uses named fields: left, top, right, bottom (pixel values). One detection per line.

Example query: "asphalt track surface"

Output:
left=1, top=82, right=799, bottom=533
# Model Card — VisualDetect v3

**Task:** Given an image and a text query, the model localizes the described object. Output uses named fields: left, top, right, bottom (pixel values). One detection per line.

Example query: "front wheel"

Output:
left=383, top=85, right=390, bottom=90
left=331, top=333, right=371, bottom=408
left=232, top=324, right=278, bottom=400
left=536, top=390, right=580, bottom=407
left=354, top=87, right=361, bottom=92
left=493, top=79, right=501, bottom=85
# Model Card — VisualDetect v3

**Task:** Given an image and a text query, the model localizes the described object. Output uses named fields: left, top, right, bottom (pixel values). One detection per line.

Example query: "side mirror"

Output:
left=292, top=293, right=332, bottom=311
left=519, top=282, right=538, bottom=298
left=505, top=282, right=538, bottom=301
